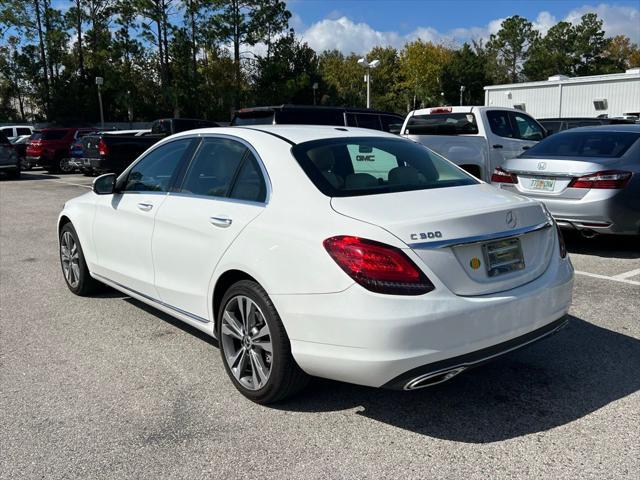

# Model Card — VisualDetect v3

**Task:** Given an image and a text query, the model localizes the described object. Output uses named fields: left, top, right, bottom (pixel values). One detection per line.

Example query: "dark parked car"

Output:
left=80, top=118, right=219, bottom=175
left=26, top=128, right=95, bottom=173
left=538, top=117, right=634, bottom=135
left=0, top=131, right=20, bottom=179
left=231, top=105, right=405, bottom=134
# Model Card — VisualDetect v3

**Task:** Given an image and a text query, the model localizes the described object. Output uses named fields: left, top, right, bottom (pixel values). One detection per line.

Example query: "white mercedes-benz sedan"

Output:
left=58, top=125, right=574, bottom=403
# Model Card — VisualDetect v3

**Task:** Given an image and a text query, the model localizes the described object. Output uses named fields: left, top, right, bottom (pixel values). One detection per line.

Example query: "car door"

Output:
left=91, top=138, right=194, bottom=298
left=484, top=110, right=522, bottom=170
left=152, top=136, right=268, bottom=320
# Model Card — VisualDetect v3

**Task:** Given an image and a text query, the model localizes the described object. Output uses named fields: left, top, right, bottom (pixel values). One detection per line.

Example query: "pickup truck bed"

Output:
left=81, top=134, right=162, bottom=175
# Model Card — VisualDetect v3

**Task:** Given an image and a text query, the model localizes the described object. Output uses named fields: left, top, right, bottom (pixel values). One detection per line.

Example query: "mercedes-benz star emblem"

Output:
left=537, top=161, right=546, bottom=170
left=505, top=210, right=518, bottom=228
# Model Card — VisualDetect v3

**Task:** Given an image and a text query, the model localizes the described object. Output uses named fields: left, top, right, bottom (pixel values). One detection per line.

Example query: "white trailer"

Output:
left=484, top=69, right=640, bottom=119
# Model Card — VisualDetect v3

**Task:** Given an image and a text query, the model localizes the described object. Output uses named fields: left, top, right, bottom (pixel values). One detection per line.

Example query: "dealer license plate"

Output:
left=482, top=238, right=525, bottom=277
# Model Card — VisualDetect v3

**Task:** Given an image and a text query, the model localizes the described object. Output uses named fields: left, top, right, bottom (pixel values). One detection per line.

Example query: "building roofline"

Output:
left=484, top=69, right=640, bottom=91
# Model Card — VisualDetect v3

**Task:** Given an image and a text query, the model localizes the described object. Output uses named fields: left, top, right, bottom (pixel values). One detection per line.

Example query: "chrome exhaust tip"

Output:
left=404, top=366, right=467, bottom=390
left=579, top=228, right=599, bottom=239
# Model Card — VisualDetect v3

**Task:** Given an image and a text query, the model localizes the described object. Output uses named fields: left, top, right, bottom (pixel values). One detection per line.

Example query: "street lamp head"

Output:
left=357, top=58, right=368, bottom=68
left=368, top=59, right=380, bottom=69
left=460, top=85, right=466, bottom=92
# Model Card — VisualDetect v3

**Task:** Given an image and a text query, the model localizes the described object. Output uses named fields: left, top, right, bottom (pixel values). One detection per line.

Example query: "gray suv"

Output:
left=0, top=131, right=20, bottom=179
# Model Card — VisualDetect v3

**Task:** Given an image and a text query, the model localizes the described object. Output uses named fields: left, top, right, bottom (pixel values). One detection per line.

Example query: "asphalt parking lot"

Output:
left=1, top=171, right=639, bottom=480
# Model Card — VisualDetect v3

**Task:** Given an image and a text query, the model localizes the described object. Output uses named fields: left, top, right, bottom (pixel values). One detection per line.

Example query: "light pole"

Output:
left=459, top=85, right=466, bottom=106
left=357, top=58, right=380, bottom=109
left=95, top=76, right=104, bottom=129
left=312, top=82, right=318, bottom=106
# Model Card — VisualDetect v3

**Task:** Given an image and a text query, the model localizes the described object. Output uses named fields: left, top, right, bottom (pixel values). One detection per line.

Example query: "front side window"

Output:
left=292, top=137, right=477, bottom=197
left=180, top=138, right=247, bottom=198
left=522, top=131, right=640, bottom=158
left=511, top=112, right=545, bottom=141
left=17, top=128, right=32, bottom=136
left=1, top=128, right=14, bottom=137
left=486, top=111, right=514, bottom=138
left=124, top=139, right=192, bottom=192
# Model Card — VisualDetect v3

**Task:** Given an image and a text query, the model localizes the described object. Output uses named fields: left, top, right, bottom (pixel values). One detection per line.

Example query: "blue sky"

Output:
left=287, top=0, right=640, bottom=53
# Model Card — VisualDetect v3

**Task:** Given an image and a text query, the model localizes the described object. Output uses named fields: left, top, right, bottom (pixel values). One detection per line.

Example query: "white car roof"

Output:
left=172, top=124, right=399, bottom=144
left=408, top=106, right=522, bottom=116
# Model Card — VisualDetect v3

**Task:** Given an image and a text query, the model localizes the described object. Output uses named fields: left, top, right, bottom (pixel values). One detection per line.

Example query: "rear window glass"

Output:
left=232, top=111, right=275, bottom=126
left=354, top=114, right=381, bottom=130
left=276, top=109, right=344, bottom=126
left=40, top=130, right=68, bottom=140
left=291, top=137, right=477, bottom=197
left=523, top=131, right=640, bottom=158
left=406, top=113, right=478, bottom=135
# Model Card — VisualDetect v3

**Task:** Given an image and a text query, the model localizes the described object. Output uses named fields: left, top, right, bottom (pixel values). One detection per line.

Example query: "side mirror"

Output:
left=93, top=173, right=116, bottom=195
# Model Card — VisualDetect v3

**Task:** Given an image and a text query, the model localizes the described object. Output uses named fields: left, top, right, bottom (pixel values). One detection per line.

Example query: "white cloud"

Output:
left=298, top=3, right=640, bottom=54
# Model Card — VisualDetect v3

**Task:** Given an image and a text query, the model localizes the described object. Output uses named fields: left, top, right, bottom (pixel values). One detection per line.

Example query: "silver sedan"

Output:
left=491, top=125, right=640, bottom=236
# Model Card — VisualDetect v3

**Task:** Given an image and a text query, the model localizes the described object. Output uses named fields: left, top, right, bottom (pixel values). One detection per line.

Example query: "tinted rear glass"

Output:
left=40, top=130, right=68, bottom=140
left=523, top=131, right=640, bottom=158
left=276, top=109, right=344, bottom=126
left=406, top=113, right=478, bottom=135
left=291, top=137, right=477, bottom=197
left=232, top=111, right=275, bottom=126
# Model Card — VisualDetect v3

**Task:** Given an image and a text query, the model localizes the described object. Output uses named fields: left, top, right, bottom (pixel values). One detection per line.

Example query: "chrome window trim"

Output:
left=409, top=220, right=553, bottom=250
left=166, top=191, right=267, bottom=207
left=92, top=273, right=209, bottom=324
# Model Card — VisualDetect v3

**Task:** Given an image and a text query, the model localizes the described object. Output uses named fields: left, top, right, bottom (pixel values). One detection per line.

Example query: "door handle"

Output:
left=210, top=216, right=232, bottom=228
left=492, top=144, right=504, bottom=149
left=137, top=202, right=153, bottom=212
left=522, top=145, right=531, bottom=150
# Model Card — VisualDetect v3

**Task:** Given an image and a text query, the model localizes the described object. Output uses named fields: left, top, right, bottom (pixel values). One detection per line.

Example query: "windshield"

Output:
left=291, top=137, right=478, bottom=197
left=406, top=113, right=479, bottom=135
left=522, top=131, right=640, bottom=158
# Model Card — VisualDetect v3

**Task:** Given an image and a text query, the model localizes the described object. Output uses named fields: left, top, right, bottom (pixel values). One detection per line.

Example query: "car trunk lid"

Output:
left=330, top=184, right=555, bottom=296
left=503, top=156, right=618, bottom=199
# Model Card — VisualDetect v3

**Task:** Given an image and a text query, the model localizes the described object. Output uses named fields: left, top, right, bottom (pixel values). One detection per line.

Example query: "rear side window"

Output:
left=486, top=111, right=514, bottom=138
left=406, top=113, right=478, bottom=135
left=292, top=137, right=477, bottom=197
left=17, top=128, right=32, bottom=136
left=354, top=114, right=382, bottom=130
left=40, top=130, right=68, bottom=141
left=229, top=153, right=267, bottom=202
left=381, top=115, right=403, bottom=134
left=180, top=138, right=247, bottom=198
left=523, top=131, right=640, bottom=158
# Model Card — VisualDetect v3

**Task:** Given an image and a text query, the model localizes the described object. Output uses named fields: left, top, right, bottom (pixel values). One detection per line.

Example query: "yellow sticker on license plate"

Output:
left=530, top=179, right=555, bottom=191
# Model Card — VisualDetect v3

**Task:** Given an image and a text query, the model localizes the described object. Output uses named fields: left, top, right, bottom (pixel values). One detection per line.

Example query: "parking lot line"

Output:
left=612, top=268, right=640, bottom=280
left=46, top=179, right=92, bottom=189
left=575, top=270, right=640, bottom=286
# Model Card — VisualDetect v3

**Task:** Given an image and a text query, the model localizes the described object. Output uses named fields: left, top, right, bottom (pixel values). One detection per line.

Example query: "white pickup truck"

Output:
left=400, top=106, right=547, bottom=181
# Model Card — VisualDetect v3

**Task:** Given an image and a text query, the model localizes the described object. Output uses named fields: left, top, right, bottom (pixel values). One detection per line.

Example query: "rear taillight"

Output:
left=491, top=167, right=518, bottom=184
left=568, top=170, right=631, bottom=189
left=556, top=223, right=567, bottom=258
left=323, top=236, right=435, bottom=295
left=98, top=139, right=108, bottom=156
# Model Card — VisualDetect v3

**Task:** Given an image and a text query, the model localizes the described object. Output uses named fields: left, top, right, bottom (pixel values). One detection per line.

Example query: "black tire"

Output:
left=59, top=223, right=101, bottom=296
left=7, top=167, right=21, bottom=179
left=217, top=280, right=309, bottom=404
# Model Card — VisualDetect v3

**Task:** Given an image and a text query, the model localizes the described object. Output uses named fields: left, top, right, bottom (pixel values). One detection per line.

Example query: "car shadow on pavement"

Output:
left=273, top=316, right=640, bottom=443
left=9, top=172, right=61, bottom=181
left=564, top=231, right=640, bottom=259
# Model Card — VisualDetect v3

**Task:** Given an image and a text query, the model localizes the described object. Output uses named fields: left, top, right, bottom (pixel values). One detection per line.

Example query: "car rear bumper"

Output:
left=273, top=252, right=574, bottom=388
left=497, top=184, right=640, bottom=235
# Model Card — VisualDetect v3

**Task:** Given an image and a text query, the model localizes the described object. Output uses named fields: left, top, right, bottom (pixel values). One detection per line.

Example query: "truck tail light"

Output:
left=323, top=236, right=434, bottom=295
left=568, top=170, right=632, bottom=189
left=491, top=167, right=518, bottom=184
left=98, top=139, right=108, bottom=156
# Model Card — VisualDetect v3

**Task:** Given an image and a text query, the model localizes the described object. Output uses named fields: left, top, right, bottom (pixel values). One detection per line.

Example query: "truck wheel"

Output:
left=59, top=158, right=74, bottom=174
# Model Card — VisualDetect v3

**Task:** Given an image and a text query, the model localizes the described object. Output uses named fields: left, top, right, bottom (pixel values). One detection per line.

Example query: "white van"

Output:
left=1, top=125, right=34, bottom=141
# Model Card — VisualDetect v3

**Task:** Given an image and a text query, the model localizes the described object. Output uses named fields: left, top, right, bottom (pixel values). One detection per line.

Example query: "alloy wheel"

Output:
left=221, top=295, right=273, bottom=391
left=60, top=231, right=80, bottom=288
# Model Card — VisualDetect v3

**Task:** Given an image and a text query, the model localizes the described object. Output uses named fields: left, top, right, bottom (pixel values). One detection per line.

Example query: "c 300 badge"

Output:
left=410, top=231, right=443, bottom=241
